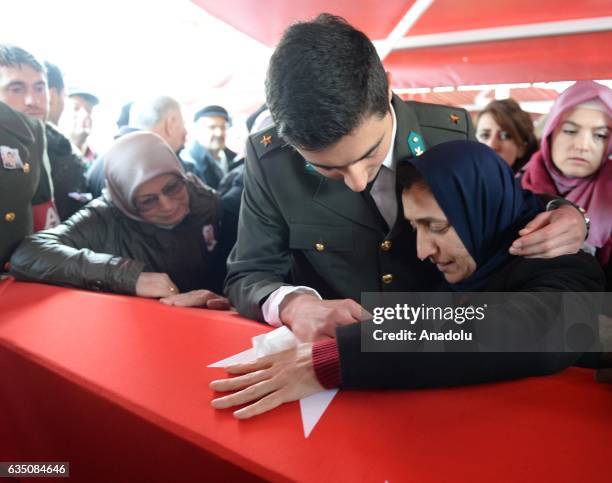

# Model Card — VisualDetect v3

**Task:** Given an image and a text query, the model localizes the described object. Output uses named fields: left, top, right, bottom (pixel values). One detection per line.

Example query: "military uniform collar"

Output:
left=382, top=104, right=398, bottom=172
left=391, top=93, right=422, bottom=163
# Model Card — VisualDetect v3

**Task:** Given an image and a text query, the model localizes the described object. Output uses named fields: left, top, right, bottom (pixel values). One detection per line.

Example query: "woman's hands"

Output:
left=210, top=343, right=323, bottom=419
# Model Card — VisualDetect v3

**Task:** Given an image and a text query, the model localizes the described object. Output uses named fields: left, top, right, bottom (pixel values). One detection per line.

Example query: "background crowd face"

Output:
left=476, top=113, right=524, bottom=167
left=550, top=107, right=611, bottom=178
left=165, top=107, right=188, bottom=153
left=132, top=173, right=189, bottom=226
left=61, top=94, right=94, bottom=140
left=195, top=115, right=228, bottom=153
left=0, top=64, right=48, bottom=121
left=402, top=184, right=476, bottom=284
left=296, top=110, right=393, bottom=193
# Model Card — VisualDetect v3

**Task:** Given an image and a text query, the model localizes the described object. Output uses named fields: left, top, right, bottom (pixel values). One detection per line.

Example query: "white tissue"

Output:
left=252, top=326, right=299, bottom=357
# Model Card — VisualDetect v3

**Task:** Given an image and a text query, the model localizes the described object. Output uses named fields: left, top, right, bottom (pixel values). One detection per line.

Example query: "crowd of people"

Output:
left=1, top=13, right=610, bottom=420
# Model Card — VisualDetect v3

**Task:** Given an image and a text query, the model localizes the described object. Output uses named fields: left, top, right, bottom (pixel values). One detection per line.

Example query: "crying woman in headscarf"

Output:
left=10, top=131, right=231, bottom=309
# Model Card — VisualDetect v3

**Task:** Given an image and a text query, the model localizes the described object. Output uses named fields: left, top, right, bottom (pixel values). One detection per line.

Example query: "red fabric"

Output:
left=384, top=32, right=612, bottom=88
left=192, top=0, right=612, bottom=86
left=1, top=280, right=611, bottom=482
left=31, top=200, right=59, bottom=231
left=312, top=339, right=341, bottom=388
left=191, top=0, right=612, bottom=47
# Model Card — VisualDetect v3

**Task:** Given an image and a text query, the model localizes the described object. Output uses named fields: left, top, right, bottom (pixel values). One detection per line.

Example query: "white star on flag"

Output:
left=208, top=327, right=339, bottom=438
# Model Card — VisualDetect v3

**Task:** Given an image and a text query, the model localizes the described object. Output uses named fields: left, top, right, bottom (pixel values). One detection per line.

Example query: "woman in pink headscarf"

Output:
left=522, top=81, right=612, bottom=289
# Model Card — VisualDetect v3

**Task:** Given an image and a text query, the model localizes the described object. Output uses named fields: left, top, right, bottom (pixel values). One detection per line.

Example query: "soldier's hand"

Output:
left=135, top=272, right=179, bottom=298
left=279, top=293, right=369, bottom=342
left=160, top=289, right=231, bottom=310
left=510, top=204, right=585, bottom=258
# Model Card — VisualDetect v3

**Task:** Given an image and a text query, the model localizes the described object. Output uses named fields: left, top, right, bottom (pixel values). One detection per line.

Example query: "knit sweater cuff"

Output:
left=312, top=339, right=341, bottom=389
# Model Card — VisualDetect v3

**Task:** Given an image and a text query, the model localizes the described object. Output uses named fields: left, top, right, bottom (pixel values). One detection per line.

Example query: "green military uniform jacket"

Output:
left=0, top=101, right=44, bottom=270
left=226, top=95, right=474, bottom=320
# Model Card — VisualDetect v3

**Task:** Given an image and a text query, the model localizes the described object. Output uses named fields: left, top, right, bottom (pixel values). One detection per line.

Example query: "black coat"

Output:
left=45, top=124, right=88, bottom=220
left=180, top=142, right=238, bottom=189
left=10, top=176, right=227, bottom=294
left=0, top=102, right=43, bottom=269
left=336, top=252, right=605, bottom=389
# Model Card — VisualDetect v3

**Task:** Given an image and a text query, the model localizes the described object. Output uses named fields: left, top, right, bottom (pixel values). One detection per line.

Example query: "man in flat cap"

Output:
left=61, top=88, right=99, bottom=165
left=180, top=105, right=238, bottom=189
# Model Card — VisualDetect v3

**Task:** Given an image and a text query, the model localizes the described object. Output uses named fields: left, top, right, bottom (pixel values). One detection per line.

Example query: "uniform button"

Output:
left=23, top=163, right=31, bottom=173
left=380, top=240, right=392, bottom=251
left=315, top=243, right=325, bottom=252
left=4, top=212, right=16, bottom=223
left=382, top=273, right=393, bottom=284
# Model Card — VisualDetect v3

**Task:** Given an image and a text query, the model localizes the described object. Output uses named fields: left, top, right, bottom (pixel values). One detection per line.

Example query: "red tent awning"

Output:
left=191, top=0, right=612, bottom=88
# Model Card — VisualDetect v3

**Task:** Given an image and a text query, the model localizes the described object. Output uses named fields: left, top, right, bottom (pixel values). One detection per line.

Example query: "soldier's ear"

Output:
left=386, top=71, right=393, bottom=102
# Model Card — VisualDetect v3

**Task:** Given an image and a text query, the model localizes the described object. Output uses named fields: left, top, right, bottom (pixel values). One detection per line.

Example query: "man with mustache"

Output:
left=180, top=105, right=238, bottom=189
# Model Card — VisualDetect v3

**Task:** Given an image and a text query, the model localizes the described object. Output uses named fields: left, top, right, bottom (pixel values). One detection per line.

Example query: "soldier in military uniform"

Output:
left=225, top=14, right=587, bottom=341
left=0, top=101, right=44, bottom=271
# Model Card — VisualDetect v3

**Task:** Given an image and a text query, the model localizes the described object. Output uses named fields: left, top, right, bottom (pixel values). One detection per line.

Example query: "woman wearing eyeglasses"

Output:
left=10, top=131, right=229, bottom=308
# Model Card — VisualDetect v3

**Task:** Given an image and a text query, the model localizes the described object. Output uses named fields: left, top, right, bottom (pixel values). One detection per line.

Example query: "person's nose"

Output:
left=416, top=229, right=437, bottom=261
left=157, top=195, right=175, bottom=213
left=573, top=130, right=593, bottom=153
left=24, top=90, right=36, bottom=107
left=343, top=165, right=369, bottom=192
left=488, top=133, right=502, bottom=152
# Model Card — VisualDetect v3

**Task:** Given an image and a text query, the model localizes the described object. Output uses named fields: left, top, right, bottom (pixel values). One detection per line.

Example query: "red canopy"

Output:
left=192, top=0, right=612, bottom=88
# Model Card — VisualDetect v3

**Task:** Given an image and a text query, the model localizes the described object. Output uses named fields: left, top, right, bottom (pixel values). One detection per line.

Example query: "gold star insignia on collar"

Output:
left=261, top=134, right=273, bottom=147
left=449, top=114, right=460, bottom=125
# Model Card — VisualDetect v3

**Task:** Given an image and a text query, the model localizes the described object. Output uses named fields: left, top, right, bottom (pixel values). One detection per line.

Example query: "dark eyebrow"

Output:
left=414, top=216, right=448, bottom=224
left=307, top=134, right=385, bottom=169
left=562, top=120, right=611, bottom=130
left=5, top=81, right=26, bottom=88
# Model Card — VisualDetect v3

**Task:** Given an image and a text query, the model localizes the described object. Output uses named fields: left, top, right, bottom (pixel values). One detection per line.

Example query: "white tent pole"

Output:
left=389, top=16, right=612, bottom=50
left=374, top=0, right=435, bottom=60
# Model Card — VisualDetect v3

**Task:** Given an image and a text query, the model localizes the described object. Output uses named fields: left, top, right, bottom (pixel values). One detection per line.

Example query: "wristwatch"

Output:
left=546, top=198, right=590, bottom=238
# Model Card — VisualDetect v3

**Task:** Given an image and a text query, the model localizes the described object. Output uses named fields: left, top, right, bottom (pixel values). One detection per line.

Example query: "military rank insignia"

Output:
left=407, top=131, right=426, bottom=157
left=260, top=134, right=273, bottom=147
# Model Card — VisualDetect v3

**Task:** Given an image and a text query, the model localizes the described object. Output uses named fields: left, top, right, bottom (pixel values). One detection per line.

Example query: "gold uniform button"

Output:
left=4, top=212, right=16, bottom=222
left=382, top=273, right=393, bottom=284
left=315, top=243, right=325, bottom=252
left=380, top=240, right=392, bottom=251
left=23, top=163, right=31, bottom=173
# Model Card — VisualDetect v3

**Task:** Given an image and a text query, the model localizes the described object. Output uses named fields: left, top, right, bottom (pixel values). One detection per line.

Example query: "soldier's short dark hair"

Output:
left=44, top=61, right=64, bottom=91
left=265, top=13, right=390, bottom=151
left=0, top=44, right=45, bottom=74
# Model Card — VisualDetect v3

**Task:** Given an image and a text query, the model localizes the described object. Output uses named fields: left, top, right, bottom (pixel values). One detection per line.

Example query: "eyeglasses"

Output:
left=133, top=176, right=186, bottom=213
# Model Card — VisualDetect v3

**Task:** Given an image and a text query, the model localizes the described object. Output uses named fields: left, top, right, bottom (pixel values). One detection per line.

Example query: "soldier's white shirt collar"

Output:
left=382, top=104, right=397, bottom=172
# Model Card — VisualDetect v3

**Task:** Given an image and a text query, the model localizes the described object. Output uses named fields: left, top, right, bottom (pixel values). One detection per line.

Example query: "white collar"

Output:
left=382, top=104, right=397, bottom=172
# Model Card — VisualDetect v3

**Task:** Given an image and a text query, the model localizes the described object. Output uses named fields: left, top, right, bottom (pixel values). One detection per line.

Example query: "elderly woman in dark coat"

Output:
left=10, top=131, right=228, bottom=307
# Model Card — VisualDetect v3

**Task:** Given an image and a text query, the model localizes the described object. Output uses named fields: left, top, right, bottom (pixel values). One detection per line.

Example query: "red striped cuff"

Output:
left=312, top=339, right=341, bottom=389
